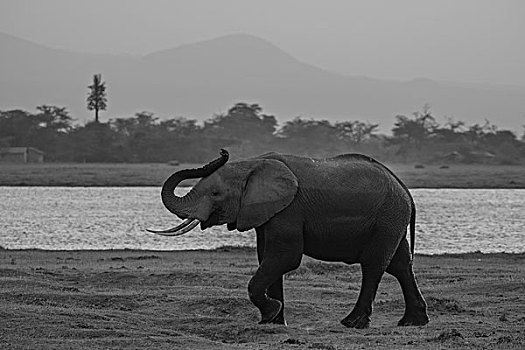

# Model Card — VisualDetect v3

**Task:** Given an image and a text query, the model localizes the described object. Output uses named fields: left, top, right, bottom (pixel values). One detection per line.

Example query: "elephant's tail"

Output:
left=410, top=201, right=416, bottom=260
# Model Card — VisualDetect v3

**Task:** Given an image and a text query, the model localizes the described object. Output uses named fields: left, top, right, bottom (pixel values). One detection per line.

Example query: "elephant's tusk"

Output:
left=156, top=220, right=200, bottom=236
left=146, top=218, right=197, bottom=235
left=146, top=219, right=200, bottom=236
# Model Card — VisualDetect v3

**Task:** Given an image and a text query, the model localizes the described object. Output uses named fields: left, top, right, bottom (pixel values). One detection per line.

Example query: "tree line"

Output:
left=1, top=102, right=524, bottom=164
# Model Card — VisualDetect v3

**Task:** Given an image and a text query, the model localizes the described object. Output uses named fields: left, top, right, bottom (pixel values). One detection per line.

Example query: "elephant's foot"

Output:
left=397, top=311, right=429, bottom=326
left=341, top=312, right=370, bottom=329
left=268, top=311, right=287, bottom=326
left=258, top=298, right=283, bottom=324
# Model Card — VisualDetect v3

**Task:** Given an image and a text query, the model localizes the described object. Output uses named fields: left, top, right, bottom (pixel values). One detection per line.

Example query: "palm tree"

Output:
left=87, top=74, right=107, bottom=123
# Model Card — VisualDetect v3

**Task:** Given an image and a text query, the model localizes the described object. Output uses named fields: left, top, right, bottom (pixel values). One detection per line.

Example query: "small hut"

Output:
left=0, top=147, right=44, bottom=163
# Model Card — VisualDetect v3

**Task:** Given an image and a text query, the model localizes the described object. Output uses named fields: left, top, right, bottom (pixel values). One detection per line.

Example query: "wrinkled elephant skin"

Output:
left=154, top=150, right=429, bottom=328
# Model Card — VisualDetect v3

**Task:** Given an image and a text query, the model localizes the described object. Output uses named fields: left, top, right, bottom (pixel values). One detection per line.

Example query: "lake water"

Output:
left=0, top=187, right=523, bottom=254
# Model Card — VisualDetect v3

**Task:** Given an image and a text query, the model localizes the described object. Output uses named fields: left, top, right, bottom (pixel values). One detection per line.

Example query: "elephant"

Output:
left=148, top=149, right=429, bottom=328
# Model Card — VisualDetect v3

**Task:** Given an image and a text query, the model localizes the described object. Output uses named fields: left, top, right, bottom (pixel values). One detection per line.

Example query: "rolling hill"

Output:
left=1, top=32, right=524, bottom=132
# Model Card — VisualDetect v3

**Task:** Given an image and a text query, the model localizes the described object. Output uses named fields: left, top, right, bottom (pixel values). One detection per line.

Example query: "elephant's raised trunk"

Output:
left=160, top=149, right=229, bottom=218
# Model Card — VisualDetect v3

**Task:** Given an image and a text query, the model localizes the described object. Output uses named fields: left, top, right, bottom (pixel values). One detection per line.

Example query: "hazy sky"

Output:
left=1, top=0, right=524, bottom=86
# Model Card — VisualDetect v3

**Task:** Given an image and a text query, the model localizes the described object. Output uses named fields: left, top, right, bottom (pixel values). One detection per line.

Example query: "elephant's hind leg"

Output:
left=386, top=239, right=429, bottom=326
left=341, top=222, right=404, bottom=329
left=340, top=262, right=386, bottom=329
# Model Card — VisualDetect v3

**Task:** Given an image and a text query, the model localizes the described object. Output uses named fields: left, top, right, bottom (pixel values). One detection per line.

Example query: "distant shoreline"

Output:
left=1, top=184, right=524, bottom=189
left=2, top=247, right=524, bottom=257
left=0, top=162, right=524, bottom=188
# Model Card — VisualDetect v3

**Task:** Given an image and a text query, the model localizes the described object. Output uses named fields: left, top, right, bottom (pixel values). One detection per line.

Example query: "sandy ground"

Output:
left=0, top=247, right=524, bottom=349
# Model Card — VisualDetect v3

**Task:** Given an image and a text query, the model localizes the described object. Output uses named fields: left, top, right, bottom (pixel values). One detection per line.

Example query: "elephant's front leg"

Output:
left=249, top=223, right=302, bottom=324
left=255, top=229, right=286, bottom=324
left=248, top=264, right=286, bottom=324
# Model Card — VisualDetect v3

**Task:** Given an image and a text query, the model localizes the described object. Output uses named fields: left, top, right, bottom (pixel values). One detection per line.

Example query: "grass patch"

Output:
left=1, top=162, right=524, bottom=188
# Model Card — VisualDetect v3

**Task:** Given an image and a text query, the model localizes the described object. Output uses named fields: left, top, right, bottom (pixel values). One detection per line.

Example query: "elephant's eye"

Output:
left=211, top=190, right=220, bottom=197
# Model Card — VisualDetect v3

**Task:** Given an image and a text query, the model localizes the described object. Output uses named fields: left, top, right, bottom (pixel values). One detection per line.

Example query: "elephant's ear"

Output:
left=236, top=159, right=298, bottom=231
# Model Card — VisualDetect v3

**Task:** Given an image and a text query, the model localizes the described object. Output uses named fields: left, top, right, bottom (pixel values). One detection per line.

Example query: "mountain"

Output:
left=1, top=32, right=524, bottom=132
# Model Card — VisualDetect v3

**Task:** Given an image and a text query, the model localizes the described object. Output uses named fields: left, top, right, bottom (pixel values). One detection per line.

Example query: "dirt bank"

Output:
left=1, top=248, right=524, bottom=349
left=0, top=162, right=524, bottom=188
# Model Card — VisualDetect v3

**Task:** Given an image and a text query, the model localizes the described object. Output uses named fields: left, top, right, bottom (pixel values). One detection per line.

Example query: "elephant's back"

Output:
left=259, top=152, right=404, bottom=203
